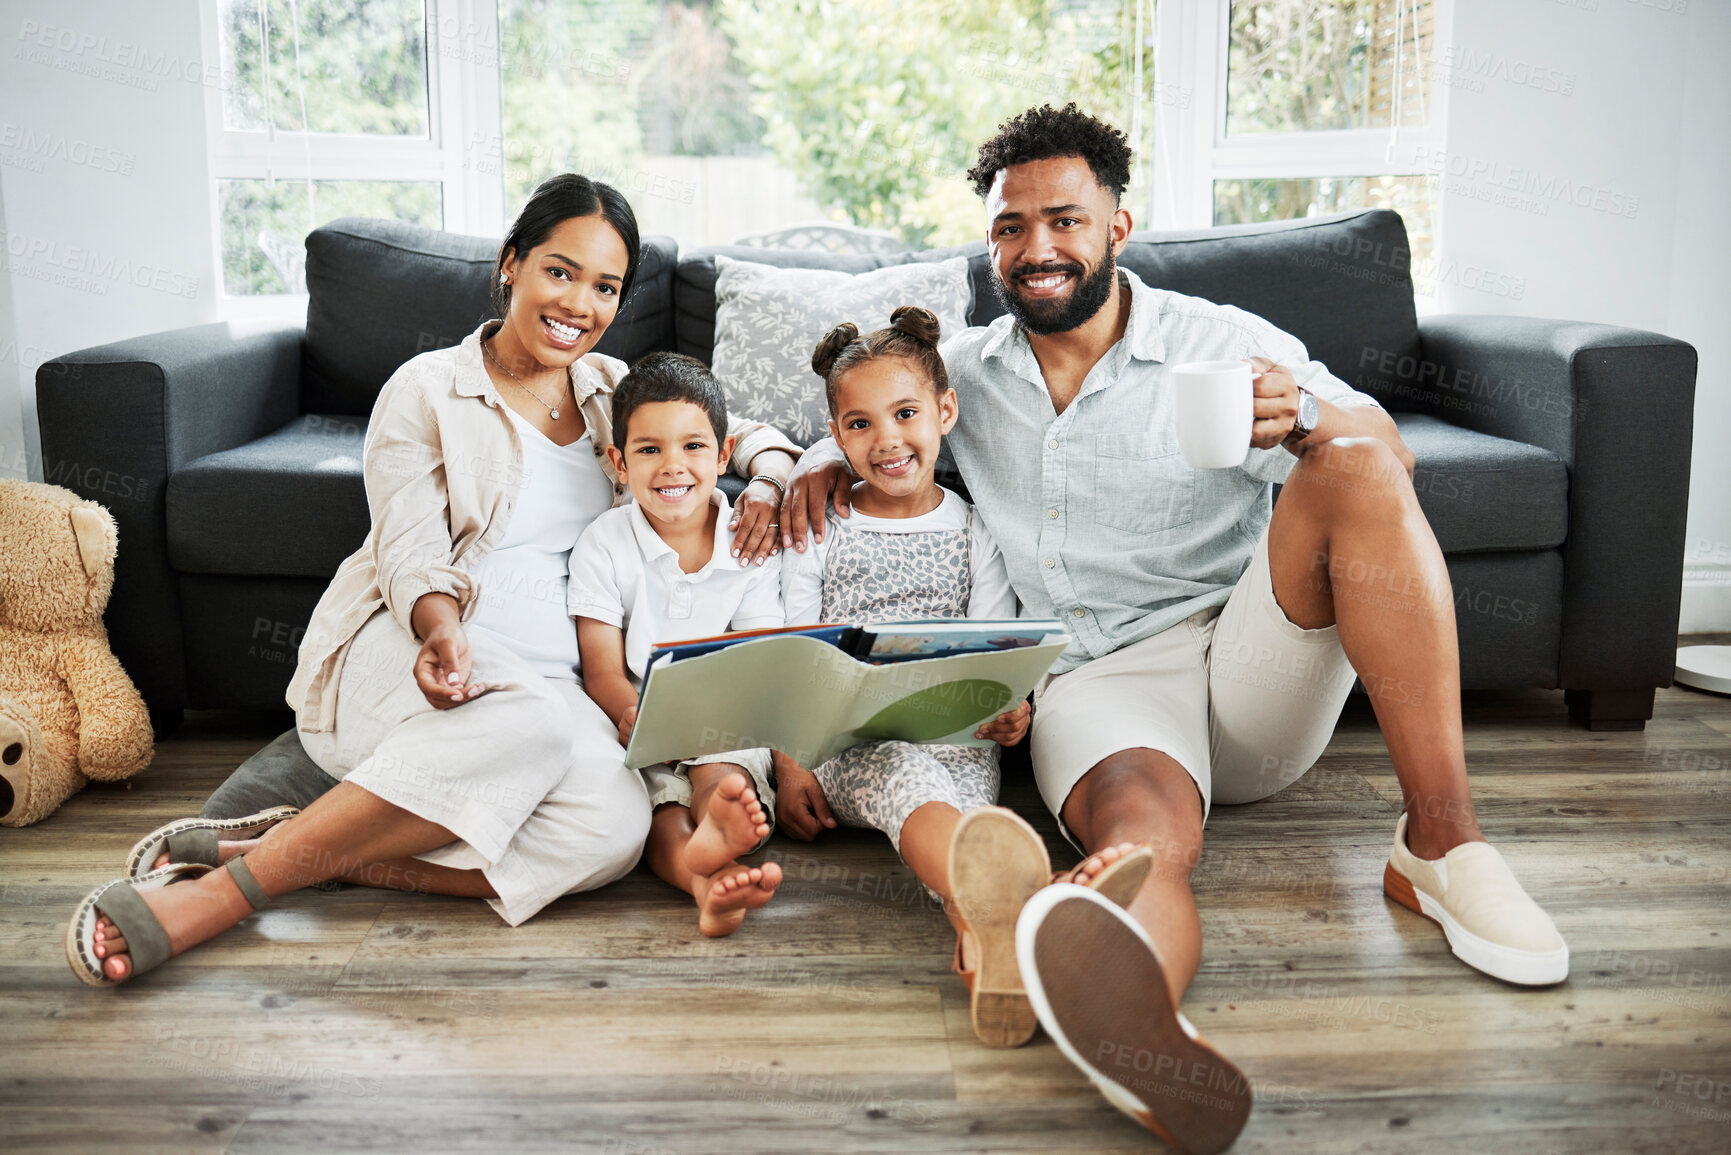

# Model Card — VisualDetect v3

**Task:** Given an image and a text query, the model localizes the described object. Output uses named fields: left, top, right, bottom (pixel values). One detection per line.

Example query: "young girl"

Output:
left=777, top=307, right=1149, bottom=1048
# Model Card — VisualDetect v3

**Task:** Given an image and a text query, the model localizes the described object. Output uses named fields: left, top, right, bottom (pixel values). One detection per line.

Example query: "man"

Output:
left=783, top=104, right=1565, bottom=1154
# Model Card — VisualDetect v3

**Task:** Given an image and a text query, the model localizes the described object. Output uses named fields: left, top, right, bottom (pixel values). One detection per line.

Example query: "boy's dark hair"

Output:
left=493, top=173, right=641, bottom=318
left=966, top=103, right=1132, bottom=203
left=811, top=306, right=948, bottom=415
left=611, top=352, right=729, bottom=454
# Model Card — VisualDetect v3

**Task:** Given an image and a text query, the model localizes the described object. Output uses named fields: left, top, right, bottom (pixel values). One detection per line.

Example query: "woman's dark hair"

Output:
left=811, top=306, right=948, bottom=415
left=611, top=352, right=729, bottom=454
left=492, top=173, right=641, bottom=318
left=966, top=102, right=1132, bottom=203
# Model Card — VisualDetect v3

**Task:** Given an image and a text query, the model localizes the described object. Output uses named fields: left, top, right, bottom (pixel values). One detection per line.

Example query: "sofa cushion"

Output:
left=302, top=218, right=678, bottom=416
left=1393, top=413, right=1568, bottom=553
left=1093, top=211, right=1423, bottom=411
left=167, top=415, right=369, bottom=577
left=674, top=243, right=979, bottom=363
left=680, top=211, right=1421, bottom=413
left=709, top=254, right=973, bottom=445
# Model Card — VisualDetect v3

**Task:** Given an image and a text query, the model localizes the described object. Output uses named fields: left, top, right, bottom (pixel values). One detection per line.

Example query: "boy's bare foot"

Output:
left=694, top=860, right=783, bottom=937
left=683, top=772, right=771, bottom=878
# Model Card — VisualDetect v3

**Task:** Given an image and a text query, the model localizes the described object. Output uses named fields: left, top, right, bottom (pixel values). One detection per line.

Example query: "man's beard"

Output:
left=991, top=241, right=1119, bottom=336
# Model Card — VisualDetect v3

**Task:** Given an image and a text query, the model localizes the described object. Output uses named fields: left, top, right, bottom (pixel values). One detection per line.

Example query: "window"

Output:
left=495, top=0, right=1156, bottom=249
left=199, top=1, right=1448, bottom=300
left=200, top=0, right=501, bottom=306
left=1153, top=0, right=1447, bottom=302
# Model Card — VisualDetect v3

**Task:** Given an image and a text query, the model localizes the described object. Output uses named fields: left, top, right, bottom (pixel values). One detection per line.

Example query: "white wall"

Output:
left=1666, top=0, right=1731, bottom=632
left=0, top=174, right=21, bottom=480
left=0, top=0, right=217, bottom=482
left=1439, top=0, right=1728, bottom=631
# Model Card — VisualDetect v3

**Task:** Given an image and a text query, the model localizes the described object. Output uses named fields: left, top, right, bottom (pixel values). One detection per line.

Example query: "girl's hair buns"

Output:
left=810, top=307, right=949, bottom=415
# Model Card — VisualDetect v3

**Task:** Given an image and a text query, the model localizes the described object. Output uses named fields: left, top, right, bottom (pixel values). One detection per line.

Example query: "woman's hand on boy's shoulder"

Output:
left=975, top=700, right=1032, bottom=747
left=729, top=478, right=784, bottom=568
left=772, top=751, right=836, bottom=841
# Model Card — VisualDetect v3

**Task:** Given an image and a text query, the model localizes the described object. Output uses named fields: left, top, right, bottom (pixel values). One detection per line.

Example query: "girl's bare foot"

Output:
left=694, top=860, right=783, bottom=937
left=1062, top=842, right=1140, bottom=886
left=683, top=773, right=771, bottom=878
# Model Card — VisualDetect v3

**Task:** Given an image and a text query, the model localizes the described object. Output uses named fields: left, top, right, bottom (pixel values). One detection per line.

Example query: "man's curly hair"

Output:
left=966, top=103, right=1133, bottom=203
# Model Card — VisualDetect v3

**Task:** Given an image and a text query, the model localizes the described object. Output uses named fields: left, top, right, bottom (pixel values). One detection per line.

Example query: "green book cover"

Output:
left=623, top=632, right=1069, bottom=770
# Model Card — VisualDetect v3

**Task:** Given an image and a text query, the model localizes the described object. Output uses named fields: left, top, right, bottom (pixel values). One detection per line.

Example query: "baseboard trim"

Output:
left=1680, top=564, right=1731, bottom=633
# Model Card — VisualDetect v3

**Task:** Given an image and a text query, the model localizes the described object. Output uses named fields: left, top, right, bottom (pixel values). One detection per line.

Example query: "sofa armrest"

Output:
left=35, top=322, right=305, bottom=724
left=1416, top=315, right=1697, bottom=696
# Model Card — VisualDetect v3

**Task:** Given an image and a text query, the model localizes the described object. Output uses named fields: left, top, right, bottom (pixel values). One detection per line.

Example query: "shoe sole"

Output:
left=124, top=806, right=301, bottom=880
left=949, top=807, right=1050, bottom=1048
left=1017, top=885, right=1251, bottom=1155
left=1383, top=862, right=1569, bottom=986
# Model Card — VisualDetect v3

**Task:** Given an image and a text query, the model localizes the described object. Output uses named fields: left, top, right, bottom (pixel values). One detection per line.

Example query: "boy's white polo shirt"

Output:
left=568, top=490, right=783, bottom=682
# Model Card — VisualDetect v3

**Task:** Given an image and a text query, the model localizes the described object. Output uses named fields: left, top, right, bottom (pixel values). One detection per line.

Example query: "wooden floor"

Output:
left=3, top=673, right=1730, bottom=1154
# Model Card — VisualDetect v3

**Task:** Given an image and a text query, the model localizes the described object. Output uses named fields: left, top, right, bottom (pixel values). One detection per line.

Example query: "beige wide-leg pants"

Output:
left=298, top=609, right=652, bottom=926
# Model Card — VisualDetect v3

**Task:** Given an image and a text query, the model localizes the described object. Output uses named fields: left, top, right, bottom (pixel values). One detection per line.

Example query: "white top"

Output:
left=466, top=406, right=615, bottom=679
left=782, top=488, right=1019, bottom=626
left=568, top=490, right=784, bottom=682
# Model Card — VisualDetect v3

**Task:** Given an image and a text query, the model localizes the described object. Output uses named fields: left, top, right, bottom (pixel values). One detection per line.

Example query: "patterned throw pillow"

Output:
left=709, top=254, right=974, bottom=446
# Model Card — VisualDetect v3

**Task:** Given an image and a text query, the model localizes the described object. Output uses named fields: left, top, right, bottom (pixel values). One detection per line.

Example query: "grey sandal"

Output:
left=124, top=806, right=299, bottom=881
left=66, top=858, right=273, bottom=987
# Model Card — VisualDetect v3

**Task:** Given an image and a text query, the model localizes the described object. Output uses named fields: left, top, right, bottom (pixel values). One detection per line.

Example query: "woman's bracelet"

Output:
left=747, top=473, right=787, bottom=501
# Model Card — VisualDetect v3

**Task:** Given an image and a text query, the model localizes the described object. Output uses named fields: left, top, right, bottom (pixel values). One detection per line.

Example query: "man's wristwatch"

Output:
left=1283, top=385, right=1319, bottom=449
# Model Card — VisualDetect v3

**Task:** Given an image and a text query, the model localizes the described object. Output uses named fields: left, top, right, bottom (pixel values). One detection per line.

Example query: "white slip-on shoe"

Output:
left=1016, top=884, right=1251, bottom=1155
left=1383, top=813, right=1569, bottom=986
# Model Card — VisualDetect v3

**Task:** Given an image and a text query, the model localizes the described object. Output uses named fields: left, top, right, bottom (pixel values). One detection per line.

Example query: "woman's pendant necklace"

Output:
left=483, top=338, right=567, bottom=420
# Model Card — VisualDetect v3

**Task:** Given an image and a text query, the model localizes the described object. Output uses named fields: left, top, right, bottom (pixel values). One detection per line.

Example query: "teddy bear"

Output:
left=0, top=479, right=153, bottom=826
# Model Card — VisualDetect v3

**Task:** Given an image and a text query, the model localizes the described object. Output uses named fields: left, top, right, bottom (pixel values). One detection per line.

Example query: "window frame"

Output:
left=198, top=0, right=503, bottom=317
left=1149, top=0, right=1453, bottom=242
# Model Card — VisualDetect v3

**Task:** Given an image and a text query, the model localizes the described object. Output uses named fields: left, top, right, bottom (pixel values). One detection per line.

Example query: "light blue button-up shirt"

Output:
left=930, top=268, right=1382, bottom=674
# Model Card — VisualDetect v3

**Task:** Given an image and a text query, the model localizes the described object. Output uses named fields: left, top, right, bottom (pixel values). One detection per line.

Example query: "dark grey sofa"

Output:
left=35, top=210, right=1697, bottom=732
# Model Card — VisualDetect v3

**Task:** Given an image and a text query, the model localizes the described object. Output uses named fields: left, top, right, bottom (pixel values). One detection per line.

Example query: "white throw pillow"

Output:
left=709, top=254, right=974, bottom=446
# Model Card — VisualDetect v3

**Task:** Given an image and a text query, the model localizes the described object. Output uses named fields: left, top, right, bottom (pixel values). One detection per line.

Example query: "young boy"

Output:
left=570, top=352, right=785, bottom=938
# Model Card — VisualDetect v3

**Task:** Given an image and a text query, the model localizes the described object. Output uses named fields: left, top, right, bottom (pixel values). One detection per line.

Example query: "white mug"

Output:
left=1170, top=359, right=1253, bottom=469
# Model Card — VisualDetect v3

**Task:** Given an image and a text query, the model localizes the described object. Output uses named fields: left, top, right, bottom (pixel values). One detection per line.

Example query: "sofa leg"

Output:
left=1564, top=688, right=1655, bottom=731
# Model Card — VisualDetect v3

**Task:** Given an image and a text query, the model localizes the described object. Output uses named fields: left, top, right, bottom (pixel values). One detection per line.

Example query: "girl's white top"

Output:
left=781, top=487, right=1019, bottom=625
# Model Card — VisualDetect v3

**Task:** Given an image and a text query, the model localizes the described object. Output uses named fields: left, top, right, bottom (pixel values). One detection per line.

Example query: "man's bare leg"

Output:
left=1267, top=437, right=1483, bottom=859
left=92, top=782, right=470, bottom=979
left=1060, top=750, right=1206, bottom=1005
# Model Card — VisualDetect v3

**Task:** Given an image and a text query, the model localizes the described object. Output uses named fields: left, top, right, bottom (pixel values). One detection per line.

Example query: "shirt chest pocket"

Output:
left=1091, top=431, right=1194, bottom=536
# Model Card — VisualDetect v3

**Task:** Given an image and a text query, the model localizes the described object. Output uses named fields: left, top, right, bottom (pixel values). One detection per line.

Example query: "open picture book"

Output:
left=622, top=620, right=1070, bottom=770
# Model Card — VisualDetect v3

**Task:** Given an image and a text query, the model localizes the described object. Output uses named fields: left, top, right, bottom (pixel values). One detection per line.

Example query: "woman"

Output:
left=68, top=174, right=799, bottom=983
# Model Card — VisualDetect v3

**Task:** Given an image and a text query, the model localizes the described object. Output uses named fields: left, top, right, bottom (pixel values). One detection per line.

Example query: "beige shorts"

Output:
left=1030, top=530, right=1356, bottom=840
left=643, top=749, right=777, bottom=851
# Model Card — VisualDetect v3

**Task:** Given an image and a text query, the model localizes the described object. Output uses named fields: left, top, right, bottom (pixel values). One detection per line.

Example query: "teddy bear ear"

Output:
left=68, top=506, right=114, bottom=580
